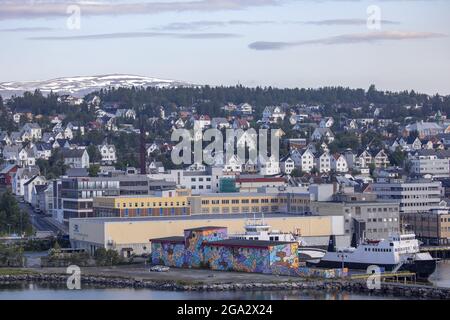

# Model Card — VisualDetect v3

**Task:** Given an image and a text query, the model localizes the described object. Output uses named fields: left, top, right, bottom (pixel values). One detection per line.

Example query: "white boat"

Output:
left=230, top=216, right=328, bottom=260
left=308, top=233, right=437, bottom=279
left=229, top=215, right=304, bottom=244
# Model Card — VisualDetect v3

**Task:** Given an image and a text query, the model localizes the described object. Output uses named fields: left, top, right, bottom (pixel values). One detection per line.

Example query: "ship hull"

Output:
left=309, top=259, right=437, bottom=279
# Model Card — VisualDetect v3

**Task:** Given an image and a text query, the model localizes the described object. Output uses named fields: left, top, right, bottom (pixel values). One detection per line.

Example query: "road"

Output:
left=18, top=201, right=68, bottom=235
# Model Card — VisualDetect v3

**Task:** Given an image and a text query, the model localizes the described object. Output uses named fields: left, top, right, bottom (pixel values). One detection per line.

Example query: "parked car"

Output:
left=150, top=265, right=170, bottom=272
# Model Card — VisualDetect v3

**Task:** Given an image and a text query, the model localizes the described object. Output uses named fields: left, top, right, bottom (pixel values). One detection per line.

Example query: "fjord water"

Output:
left=0, top=261, right=448, bottom=300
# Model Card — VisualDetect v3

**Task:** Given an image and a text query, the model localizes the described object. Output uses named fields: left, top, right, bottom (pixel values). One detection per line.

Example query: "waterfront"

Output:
left=0, top=283, right=406, bottom=300
left=0, top=260, right=449, bottom=300
left=429, top=260, right=450, bottom=288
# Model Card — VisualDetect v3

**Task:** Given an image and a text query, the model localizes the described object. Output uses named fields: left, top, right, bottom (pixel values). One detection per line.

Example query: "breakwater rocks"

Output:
left=1, top=273, right=450, bottom=299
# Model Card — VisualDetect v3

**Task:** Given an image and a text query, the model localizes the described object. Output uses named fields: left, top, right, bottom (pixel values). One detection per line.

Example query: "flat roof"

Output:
left=150, top=236, right=184, bottom=243
left=236, top=177, right=286, bottom=183
left=70, top=213, right=322, bottom=224
left=199, top=192, right=282, bottom=198
left=184, top=226, right=226, bottom=232
left=96, top=194, right=185, bottom=199
left=205, top=239, right=296, bottom=248
left=327, top=201, right=400, bottom=206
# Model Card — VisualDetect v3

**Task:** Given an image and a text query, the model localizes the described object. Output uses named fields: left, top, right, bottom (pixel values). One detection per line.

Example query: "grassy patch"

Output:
left=174, top=280, right=202, bottom=286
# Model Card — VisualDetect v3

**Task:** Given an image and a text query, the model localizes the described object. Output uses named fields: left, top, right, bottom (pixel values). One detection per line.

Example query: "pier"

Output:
left=350, top=271, right=417, bottom=284
left=421, top=246, right=450, bottom=259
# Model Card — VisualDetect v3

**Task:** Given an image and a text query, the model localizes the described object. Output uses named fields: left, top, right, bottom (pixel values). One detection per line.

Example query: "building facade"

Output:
left=402, top=208, right=450, bottom=245
left=311, top=200, right=401, bottom=241
left=93, top=191, right=191, bottom=218
left=372, top=180, right=442, bottom=214
left=409, top=153, right=450, bottom=177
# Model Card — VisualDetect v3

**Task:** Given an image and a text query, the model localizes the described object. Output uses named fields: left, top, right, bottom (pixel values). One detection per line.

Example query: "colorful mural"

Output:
left=203, top=245, right=271, bottom=273
left=151, top=226, right=348, bottom=279
left=183, top=227, right=228, bottom=268
left=151, top=240, right=185, bottom=267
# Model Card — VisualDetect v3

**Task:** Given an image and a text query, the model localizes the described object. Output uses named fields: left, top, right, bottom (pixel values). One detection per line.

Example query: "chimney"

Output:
left=327, top=235, right=336, bottom=252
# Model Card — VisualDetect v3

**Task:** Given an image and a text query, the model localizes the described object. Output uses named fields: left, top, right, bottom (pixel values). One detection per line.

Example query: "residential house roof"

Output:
left=61, top=148, right=86, bottom=158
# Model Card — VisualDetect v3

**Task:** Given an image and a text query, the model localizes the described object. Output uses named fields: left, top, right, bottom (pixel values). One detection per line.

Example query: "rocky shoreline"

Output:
left=1, top=273, right=450, bottom=299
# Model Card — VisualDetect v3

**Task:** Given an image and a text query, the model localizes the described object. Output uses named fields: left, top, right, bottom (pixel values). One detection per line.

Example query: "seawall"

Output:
left=0, top=273, right=449, bottom=299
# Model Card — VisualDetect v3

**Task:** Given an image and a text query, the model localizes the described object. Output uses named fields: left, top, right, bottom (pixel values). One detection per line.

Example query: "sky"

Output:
left=0, top=0, right=449, bottom=95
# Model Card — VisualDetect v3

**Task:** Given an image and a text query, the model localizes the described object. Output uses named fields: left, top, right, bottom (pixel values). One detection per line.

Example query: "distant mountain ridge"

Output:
left=0, top=74, right=193, bottom=98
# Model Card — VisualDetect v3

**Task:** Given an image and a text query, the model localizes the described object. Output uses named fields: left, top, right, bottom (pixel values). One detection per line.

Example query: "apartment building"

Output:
left=149, top=167, right=223, bottom=194
left=61, top=177, right=120, bottom=221
left=372, top=179, right=442, bottom=214
left=61, top=175, right=173, bottom=222
left=409, top=150, right=450, bottom=177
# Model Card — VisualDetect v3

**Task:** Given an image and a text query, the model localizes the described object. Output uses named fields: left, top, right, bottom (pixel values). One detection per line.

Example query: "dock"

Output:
left=350, top=271, right=417, bottom=284
left=421, top=246, right=450, bottom=259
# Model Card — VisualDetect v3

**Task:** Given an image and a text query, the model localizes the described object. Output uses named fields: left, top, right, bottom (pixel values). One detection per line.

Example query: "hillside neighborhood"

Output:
left=1, top=86, right=450, bottom=254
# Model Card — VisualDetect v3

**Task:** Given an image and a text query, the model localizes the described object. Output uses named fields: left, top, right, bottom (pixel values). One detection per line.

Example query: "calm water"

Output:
left=429, top=260, right=450, bottom=288
left=0, top=261, right=448, bottom=300
left=0, top=283, right=403, bottom=300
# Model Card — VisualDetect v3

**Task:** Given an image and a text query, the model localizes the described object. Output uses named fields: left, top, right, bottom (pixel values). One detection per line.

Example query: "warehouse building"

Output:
left=69, top=213, right=344, bottom=257
left=151, top=226, right=299, bottom=274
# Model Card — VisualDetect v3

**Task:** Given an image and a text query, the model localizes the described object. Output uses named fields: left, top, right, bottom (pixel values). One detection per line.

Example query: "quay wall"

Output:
left=0, top=273, right=449, bottom=299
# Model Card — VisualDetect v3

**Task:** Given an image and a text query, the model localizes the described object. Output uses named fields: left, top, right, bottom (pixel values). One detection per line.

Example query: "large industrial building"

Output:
left=69, top=213, right=344, bottom=257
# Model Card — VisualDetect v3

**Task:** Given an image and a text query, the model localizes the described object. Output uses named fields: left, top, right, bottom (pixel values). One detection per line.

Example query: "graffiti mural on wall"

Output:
left=151, top=227, right=348, bottom=279
left=151, top=241, right=185, bottom=267
left=203, top=245, right=271, bottom=273
left=183, top=227, right=228, bottom=268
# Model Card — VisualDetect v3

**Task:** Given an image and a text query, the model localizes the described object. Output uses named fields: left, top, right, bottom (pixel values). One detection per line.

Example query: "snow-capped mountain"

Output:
left=0, top=74, right=193, bottom=98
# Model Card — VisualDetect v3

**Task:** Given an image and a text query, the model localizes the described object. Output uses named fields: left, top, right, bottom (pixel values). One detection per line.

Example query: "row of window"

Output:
left=367, top=228, right=399, bottom=233
left=201, top=198, right=280, bottom=205
left=367, top=217, right=398, bottom=223
left=122, top=207, right=188, bottom=217
left=367, top=207, right=398, bottom=213
left=192, top=185, right=211, bottom=190
left=201, top=206, right=279, bottom=214
left=364, top=247, right=392, bottom=252
left=190, top=177, right=212, bottom=182
left=117, top=201, right=188, bottom=208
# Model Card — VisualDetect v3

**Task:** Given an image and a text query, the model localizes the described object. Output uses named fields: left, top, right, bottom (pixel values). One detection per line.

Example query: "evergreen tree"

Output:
left=0, top=190, right=32, bottom=236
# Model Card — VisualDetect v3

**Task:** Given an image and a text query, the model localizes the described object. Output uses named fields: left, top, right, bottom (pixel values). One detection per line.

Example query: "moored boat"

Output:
left=308, top=233, right=437, bottom=279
